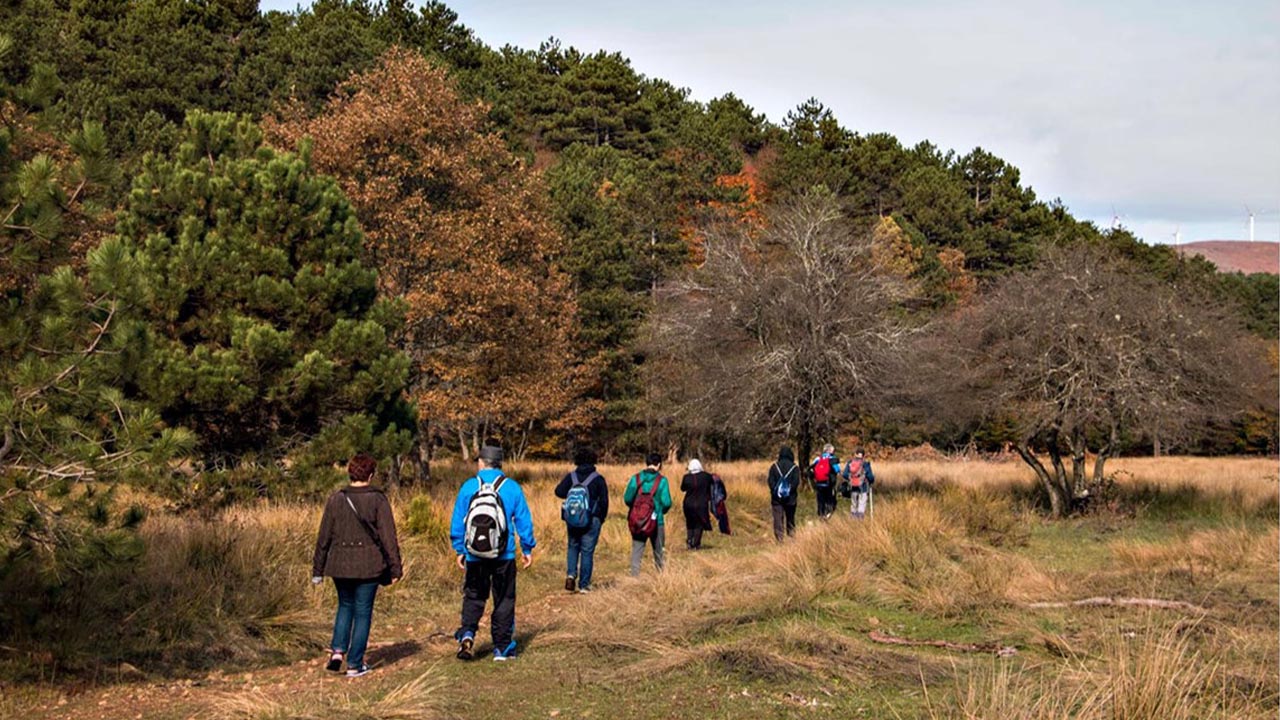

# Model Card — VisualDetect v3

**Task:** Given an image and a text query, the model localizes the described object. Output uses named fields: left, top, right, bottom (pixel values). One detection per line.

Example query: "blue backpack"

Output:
left=562, top=471, right=597, bottom=529
left=774, top=463, right=797, bottom=499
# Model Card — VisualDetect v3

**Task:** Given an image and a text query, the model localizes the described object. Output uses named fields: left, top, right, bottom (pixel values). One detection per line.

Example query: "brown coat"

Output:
left=312, top=485, right=403, bottom=581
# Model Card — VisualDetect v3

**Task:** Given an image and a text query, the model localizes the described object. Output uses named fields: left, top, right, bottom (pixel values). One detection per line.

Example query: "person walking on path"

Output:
left=767, top=446, right=800, bottom=542
left=843, top=448, right=876, bottom=519
left=312, top=454, right=403, bottom=678
left=809, top=443, right=841, bottom=519
left=449, top=443, right=536, bottom=662
left=624, top=453, right=673, bottom=575
left=554, top=446, right=609, bottom=593
left=680, top=458, right=714, bottom=550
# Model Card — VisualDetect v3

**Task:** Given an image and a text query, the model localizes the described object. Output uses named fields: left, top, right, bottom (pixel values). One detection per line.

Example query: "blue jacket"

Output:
left=450, top=468, right=537, bottom=561
left=842, top=458, right=875, bottom=488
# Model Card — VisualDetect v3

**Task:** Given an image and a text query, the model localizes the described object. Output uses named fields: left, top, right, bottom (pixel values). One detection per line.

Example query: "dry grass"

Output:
left=5, top=455, right=1275, bottom=719
left=1112, top=525, right=1280, bottom=582
left=934, top=625, right=1268, bottom=720
left=214, top=668, right=443, bottom=720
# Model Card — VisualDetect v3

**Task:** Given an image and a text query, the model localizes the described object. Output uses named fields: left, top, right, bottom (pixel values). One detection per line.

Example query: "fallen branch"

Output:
left=868, top=630, right=1017, bottom=657
left=1025, top=597, right=1206, bottom=613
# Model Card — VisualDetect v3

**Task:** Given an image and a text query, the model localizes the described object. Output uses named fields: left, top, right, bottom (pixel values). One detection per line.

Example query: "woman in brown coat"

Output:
left=311, top=454, right=403, bottom=677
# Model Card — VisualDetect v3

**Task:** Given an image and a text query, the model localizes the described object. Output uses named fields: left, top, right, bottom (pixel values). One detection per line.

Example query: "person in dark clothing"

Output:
left=809, top=443, right=841, bottom=519
left=554, top=446, right=609, bottom=593
left=680, top=459, right=715, bottom=550
left=312, top=453, right=403, bottom=678
left=766, top=446, right=800, bottom=542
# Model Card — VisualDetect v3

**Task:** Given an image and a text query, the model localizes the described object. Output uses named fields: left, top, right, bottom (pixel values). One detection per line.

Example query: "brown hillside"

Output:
left=1178, top=241, right=1279, bottom=275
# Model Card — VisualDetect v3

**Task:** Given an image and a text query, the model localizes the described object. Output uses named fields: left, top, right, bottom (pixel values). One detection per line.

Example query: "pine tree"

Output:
left=111, top=111, right=411, bottom=477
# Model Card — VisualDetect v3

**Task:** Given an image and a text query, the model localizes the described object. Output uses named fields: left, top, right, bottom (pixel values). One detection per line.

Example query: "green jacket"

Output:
left=623, top=469, right=673, bottom=526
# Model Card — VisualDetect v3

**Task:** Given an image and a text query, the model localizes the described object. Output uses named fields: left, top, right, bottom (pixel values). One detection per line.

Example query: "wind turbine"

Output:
left=1110, top=205, right=1127, bottom=230
left=1171, top=224, right=1181, bottom=246
left=1246, top=205, right=1255, bottom=242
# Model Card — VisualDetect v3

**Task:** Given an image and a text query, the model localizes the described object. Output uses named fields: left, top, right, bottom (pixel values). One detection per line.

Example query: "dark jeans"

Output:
left=331, top=578, right=379, bottom=668
left=459, top=558, right=517, bottom=651
left=771, top=503, right=797, bottom=542
left=815, top=485, right=837, bottom=518
left=566, top=517, right=602, bottom=590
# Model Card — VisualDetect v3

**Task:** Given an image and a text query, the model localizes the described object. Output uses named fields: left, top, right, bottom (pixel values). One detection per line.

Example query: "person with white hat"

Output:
left=680, top=458, right=714, bottom=550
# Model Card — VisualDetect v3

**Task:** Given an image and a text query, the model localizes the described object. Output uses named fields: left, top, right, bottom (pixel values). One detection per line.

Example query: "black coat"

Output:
left=681, top=471, right=714, bottom=529
left=767, top=459, right=800, bottom=507
left=554, top=465, right=610, bottom=524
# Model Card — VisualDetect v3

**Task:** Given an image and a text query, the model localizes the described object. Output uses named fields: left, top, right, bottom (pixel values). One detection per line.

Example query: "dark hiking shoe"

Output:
left=325, top=651, right=344, bottom=672
left=577, top=586, right=592, bottom=594
left=565, top=575, right=576, bottom=593
left=345, top=664, right=371, bottom=678
left=456, top=633, right=474, bottom=661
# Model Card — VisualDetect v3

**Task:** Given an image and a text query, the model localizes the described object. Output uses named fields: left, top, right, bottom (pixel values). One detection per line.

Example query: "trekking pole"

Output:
left=868, top=485, right=874, bottom=518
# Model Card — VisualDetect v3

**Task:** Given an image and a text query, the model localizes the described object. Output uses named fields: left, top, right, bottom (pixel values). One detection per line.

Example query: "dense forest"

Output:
left=1, top=0, right=1275, bottom=516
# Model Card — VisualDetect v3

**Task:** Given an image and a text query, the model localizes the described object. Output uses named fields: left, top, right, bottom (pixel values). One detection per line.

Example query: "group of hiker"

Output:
left=766, top=444, right=875, bottom=540
left=310, top=442, right=872, bottom=674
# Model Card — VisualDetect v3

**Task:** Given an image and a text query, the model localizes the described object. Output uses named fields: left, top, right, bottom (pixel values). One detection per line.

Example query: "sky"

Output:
left=262, top=0, right=1280, bottom=245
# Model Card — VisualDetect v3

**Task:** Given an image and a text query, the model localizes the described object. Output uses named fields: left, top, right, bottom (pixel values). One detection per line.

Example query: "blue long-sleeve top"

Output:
left=842, top=458, right=875, bottom=485
left=450, top=468, right=536, bottom=561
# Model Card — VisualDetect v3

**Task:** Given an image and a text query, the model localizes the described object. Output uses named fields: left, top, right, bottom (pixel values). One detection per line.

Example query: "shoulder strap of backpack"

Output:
left=568, top=470, right=580, bottom=486
left=341, top=491, right=391, bottom=566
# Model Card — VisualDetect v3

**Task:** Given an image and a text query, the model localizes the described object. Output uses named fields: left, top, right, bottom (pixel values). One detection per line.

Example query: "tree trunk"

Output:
left=1015, top=442, right=1066, bottom=517
left=798, top=420, right=814, bottom=486
left=1069, top=427, right=1086, bottom=490
left=1152, top=434, right=1162, bottom=458
left=1093, top=425, right=1118, bottom=483
left=458, top=429, right=470, bottom=461
left=415, top=434, right=432, bottom=485
left=387, top=454, right=402, bottom=489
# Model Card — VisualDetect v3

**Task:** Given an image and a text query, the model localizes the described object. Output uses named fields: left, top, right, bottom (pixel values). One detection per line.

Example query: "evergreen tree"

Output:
left=112, top=111, right=411, bottom=475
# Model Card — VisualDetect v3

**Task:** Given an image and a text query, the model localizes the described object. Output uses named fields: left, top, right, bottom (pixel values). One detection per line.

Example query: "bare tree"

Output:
left=644, top=193, right=916, bottom=464
left=918, top=245, right=1268, bottom=516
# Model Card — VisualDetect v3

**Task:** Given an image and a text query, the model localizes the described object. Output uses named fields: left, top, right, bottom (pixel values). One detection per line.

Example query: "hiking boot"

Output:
left=564, top=575, right=576, bottom=593
left=493, top=641, right=517, bottom=662
left=345, top=664, right=371, bottom=678
left=456, top=632, right=475, bottom=661
left=325, top=651, right=344, bottom=672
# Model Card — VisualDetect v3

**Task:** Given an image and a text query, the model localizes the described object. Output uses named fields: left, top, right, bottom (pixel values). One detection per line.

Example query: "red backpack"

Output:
left=813, top=456, right=836, bottom=486
left=627, top=474, right=661, bottom=539
left=847, top=459, right=867, bottom=489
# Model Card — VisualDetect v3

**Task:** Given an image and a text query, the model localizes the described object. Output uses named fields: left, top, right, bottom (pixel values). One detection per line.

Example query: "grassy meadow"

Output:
left=2, top=456, right=1277, bottom=719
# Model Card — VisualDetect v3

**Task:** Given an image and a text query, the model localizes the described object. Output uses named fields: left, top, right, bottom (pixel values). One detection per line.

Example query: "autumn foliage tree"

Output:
left=267, top=48, right=593, bottom=472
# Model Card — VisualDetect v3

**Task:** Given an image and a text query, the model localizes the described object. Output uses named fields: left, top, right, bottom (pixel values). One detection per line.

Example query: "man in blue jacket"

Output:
left=450, top=443, right=536, bottom=662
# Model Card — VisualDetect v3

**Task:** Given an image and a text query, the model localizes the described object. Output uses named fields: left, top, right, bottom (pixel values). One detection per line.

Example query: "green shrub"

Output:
left=404, top=494, right=449, bottom=544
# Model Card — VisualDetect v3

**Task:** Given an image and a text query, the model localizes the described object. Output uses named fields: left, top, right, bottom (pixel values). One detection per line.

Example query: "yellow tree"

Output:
left=266, top=48, right=594, bottom=477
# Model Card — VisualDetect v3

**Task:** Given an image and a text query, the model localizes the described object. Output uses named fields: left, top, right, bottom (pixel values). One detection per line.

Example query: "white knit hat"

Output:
left=687, top=458, right=703, bottom=473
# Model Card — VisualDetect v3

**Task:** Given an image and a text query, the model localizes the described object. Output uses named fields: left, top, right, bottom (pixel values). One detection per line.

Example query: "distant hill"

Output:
left=1178, top=241, right=1279, bottom=275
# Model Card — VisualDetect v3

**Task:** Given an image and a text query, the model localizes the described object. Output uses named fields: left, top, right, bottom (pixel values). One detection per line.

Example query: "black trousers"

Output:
left=771, top=503, right=797, bottom=541
left=460, top=558, right=517, bottom=649
left=684, top=508, right=708, bottom=549
left=815, top=485, right=837, bottom=518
